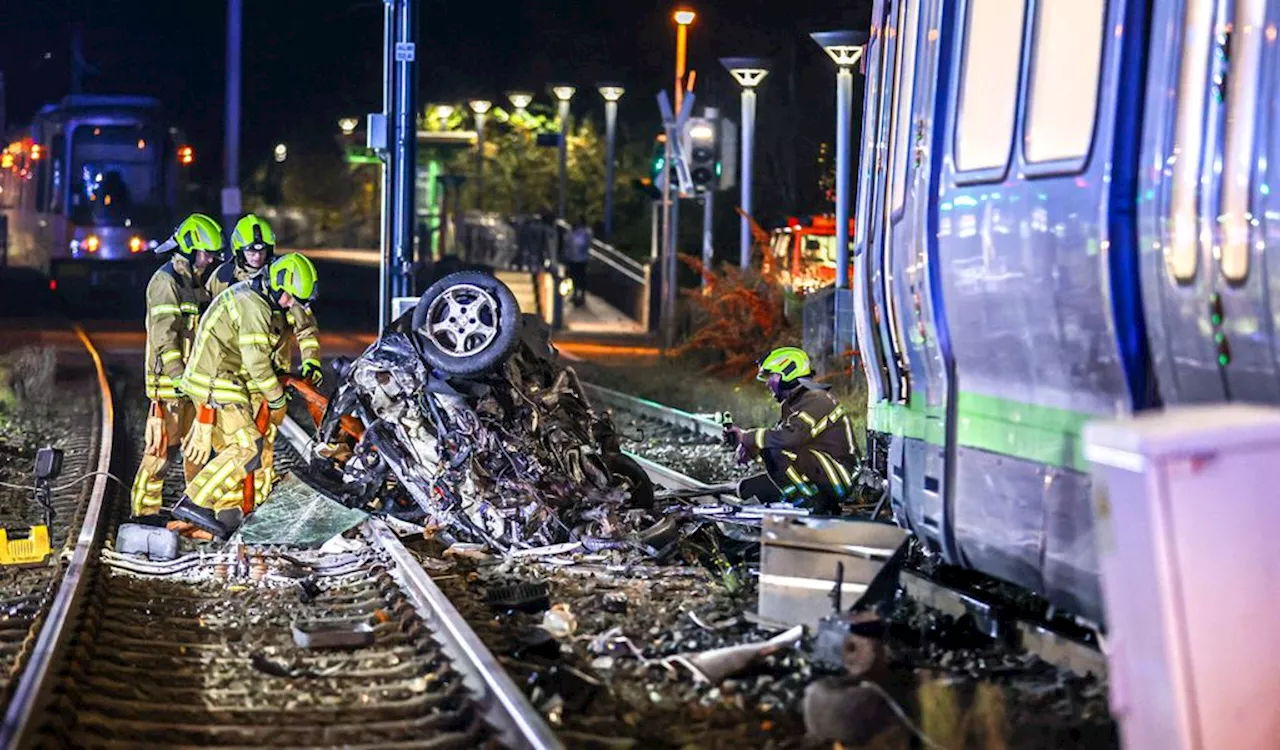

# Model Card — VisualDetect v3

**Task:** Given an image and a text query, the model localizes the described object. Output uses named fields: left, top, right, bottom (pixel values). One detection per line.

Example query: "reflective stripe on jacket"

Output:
left=181, top=281, right=285, bottom=407
left=207, top=260, right=321, bottom=370
left=143, top=255, right=208, bottom=400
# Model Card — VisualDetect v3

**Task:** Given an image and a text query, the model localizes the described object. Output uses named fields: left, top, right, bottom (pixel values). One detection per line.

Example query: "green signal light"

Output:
left=1219, top=353, right=1230, bottom=366
left=1214, top=332, right=1225, bottom=343
left=1211, top=314, right=1222, bottom=325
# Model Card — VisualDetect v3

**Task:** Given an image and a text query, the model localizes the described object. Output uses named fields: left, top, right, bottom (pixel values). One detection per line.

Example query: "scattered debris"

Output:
left=542, top=603, right=578, bottom=639
left=486, top=581, right=551, bottom=614
left=665, top=624, right=805, bottom=685
left=115, top=523, right=179, bottom=562
left=291, top=619, right=376, bottom=649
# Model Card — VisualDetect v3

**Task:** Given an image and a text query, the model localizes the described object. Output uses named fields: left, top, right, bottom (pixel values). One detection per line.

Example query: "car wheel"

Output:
left=606, top=453, right=654, bottom=509
left=412, top=271, right=521, bottom=377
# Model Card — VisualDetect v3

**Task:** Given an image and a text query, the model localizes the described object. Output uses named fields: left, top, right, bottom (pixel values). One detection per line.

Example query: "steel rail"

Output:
left=581, top=382, right=723, bottom=441
left=279, top=418, right=563, bottom=750
left=1, top=324, right=115, bottom=746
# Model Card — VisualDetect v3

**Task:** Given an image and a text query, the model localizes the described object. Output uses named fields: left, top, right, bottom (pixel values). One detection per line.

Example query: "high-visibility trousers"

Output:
left=185, top=404, right=267, bottom=513
left=129, top=400, right=199, bottom=516
left=211, top=395, right=279, bottom=512
left=738, top=447, right=856, bottom=516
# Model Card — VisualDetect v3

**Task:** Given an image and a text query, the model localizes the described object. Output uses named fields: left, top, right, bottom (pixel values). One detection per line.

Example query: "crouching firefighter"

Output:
left=206, top=214, right=324, bottom=509
left=727, top=347, right=860, bottom=515
left=171, top=253, right=320, bottom=539
left=130, top=213, right=221, bottom=518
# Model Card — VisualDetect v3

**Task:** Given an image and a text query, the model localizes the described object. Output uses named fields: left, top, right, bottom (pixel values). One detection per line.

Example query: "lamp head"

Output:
left=598, top=84, right=625, bottom=103
left=551, top=85, right=576, bottom=103
left=673, top=9, right=696, bottom=26
left=720, top=57, right=771, bottom=88
left=810, top=30, right=870, bottom=68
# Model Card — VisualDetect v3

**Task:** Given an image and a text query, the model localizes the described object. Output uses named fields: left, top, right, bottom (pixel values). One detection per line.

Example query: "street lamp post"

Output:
left=551, top=85, right=575, bottom=231
left=720, top=57, right=770, bottom=270
left=598, top=84, right=624, bottom=240
left=469, top=99, right=492, bottom=210
left=811, top=31, right=868, bottom=290
left=662, top=9, right=696, bottom=352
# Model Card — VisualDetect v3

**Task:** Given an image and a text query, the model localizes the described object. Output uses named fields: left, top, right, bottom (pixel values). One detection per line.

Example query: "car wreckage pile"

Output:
left=310, top=272, right=668, bottom=554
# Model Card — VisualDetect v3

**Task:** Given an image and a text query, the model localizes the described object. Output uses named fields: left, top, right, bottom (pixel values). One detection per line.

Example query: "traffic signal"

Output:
left=682, top=117, right=717, bottom=192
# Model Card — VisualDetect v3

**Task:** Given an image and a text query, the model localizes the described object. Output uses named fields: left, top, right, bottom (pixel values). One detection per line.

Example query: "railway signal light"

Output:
left=682, top=117, right=716, bottom=192
left=178, top=145, right=194, bottom=166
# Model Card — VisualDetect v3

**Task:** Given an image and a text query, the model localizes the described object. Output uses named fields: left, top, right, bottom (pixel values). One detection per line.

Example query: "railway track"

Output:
left=0, top=332, right=561, bottom=749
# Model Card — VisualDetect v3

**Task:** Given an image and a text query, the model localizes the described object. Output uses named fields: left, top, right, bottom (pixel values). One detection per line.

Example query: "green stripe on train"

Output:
left=866, top=393, right=1093, bottom=472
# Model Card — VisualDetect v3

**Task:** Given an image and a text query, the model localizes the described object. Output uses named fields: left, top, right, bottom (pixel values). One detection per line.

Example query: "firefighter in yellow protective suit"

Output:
left=728, top=347, right=860, bottom=516
left=129, top=213, right=222, bottom=518
left=205, top=215, right=323, bottom=509
left=171, top=253, right=319, bottom=539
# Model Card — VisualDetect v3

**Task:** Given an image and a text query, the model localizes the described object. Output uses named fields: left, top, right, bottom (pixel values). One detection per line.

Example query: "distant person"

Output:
left=566, top=217, right=592, bottom=307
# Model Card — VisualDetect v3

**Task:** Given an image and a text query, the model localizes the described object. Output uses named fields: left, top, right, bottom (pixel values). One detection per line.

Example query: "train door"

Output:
left=884, top=0, right=955, bottom=555
left=933, top=0, right=1144, bottom=621
left=1139, top=0, right=1240, bottom=403
left=853, top=0, right=892, bottom=409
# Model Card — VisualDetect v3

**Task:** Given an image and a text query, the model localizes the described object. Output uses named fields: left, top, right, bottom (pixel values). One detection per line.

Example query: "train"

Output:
left=0, top=95, right=191, bottom=277
left=853, top=0, right=1270, bottom=626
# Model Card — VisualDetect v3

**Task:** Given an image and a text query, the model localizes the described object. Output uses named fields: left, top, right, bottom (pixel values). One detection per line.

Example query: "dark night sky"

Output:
left=1, top=0, right=872, bottom=198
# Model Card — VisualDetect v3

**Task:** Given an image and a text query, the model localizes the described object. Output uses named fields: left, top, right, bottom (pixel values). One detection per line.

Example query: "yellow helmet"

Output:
left=230, top=214, right=277, bottom=270
left=757, top=346, right=812, bottom=383
left=172, top=213, right=223, bottom=257
left=266, top=253, right=318, bottom=304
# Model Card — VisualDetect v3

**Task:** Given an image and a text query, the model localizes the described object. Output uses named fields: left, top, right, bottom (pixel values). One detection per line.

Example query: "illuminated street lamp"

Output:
left=338, top=117, right=359, bottom=136
left=598, top=84, right=625, bottom=240
left=672, top=9, right=695, bottom=113
left=811, top=30, right=868, bottom=289
left=551, top=85, right=575, bottom=226
left=721, top=57, right=770, bottom=270
left=470, top=99, right=493, bottom=210
left=507, top=91, right=533, bottom=113
left=273, top=142, right=287, bottom=163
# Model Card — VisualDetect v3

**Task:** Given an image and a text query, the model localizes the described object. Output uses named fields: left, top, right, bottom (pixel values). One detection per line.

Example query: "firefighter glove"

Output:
left=301, top=359, right=324, bottom=386
left=183, top=406, right=216, bottom=466
left=143, top=403, right=166, bottom=457
left=735, top=443, right=751, bottom=466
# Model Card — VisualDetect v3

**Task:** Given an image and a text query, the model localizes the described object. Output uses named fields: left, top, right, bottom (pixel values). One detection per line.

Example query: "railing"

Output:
left=555, top=219, right=652, bottom=327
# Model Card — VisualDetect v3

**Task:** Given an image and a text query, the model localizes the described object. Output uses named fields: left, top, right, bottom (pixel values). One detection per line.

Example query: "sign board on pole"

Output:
left=394, top=42, right=416, bottom=61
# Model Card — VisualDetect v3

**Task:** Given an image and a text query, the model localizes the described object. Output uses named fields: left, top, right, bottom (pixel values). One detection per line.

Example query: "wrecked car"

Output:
left=307, top=272, right=657, bottom=552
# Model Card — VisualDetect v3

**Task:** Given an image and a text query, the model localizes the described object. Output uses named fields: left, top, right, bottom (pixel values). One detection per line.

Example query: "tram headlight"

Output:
left=84, top=235, right=100, bottom=254
left=129, top=236, right=144, bottom=254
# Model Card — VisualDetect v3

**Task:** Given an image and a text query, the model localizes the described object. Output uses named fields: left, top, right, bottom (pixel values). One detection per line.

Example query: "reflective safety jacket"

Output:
left=180, top=281, right=286, bottom=408
left=206, top=261, right=321, bottom=371
left=143, top=255, right=209, bottom=401
left=745, top=385, right=859, bottom=488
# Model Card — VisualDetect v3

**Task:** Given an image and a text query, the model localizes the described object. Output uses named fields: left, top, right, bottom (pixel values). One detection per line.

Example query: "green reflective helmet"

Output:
left=757, top=346, right=812, bottom=383
left=173, top=213, right=223, bottom=257
left=230, top=214, right=277, bottom=270
left=267, top=253, right=318, bottom=304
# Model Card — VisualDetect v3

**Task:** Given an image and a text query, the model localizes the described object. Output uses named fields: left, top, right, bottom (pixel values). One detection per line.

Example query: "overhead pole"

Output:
left=222, top=0, right=243, bottom=235
left=377, top=0, right=398, bottom=331
left=721, top=58, right=770, bottom=271
left=811, top=31, right=868, bottom=290
left=392, top=0, right=418, bottom=301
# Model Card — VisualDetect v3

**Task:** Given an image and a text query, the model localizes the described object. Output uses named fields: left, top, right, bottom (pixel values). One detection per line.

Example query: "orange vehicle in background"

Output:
left=766, top=215, right=855, bottom=293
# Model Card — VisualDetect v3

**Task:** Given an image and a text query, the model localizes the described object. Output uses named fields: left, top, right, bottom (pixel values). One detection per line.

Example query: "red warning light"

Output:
left=178, top=145, right=194, bottom=166
left=49, top=279, right=57, bottom=291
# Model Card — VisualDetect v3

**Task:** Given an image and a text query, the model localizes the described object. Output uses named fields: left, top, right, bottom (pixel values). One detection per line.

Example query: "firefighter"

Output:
left=727, top=347, right=860, bottom=515
left=129, top=213, right=221, bottom=518
left=171, top=253, right=319, bottom=539
left=205, top=214, right=323, bottom=509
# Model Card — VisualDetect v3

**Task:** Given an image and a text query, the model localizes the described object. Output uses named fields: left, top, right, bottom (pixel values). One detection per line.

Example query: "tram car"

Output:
left=0, top=95, right=191, bottom=277
left=854, top=0, right=1273, bottom=626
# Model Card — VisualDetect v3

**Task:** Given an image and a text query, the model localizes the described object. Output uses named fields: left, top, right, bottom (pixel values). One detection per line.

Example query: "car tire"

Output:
left=606, top=453, right=654, bottom=509
left=412, top=271, right=521, bottom=377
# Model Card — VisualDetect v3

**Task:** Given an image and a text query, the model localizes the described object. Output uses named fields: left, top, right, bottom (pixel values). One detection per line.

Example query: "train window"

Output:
left=1167, top=0, right=1215, bottom=284
left=889, top=0, right=921, bottom=213
left=34, top=152, right=50, bottom=214
left=1024, top=0, right=1105, bottom=164
left=1220, top=0, right=1267, bottom=285
left=954, top=0, right=1027, bottom=174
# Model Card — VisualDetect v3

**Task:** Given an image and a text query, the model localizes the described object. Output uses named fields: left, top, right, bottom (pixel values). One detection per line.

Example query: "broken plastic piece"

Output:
left=0, top=526, right=51, bottom=566
left=666, top=624, right=805, bottom=684
left=486, top=581, right=551, bottom=614
left=541, top=603, right=578, bottom=639
left=116, top=523, right=180, bottom=562
left=291, top=619, right=375, bottom=649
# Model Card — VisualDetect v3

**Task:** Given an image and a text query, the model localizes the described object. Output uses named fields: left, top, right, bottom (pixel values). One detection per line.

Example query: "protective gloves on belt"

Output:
left=143, top=402, right=167, bottom=457
left=183, top=405, right=216, bottom=467
left=301, top=358, right=324, bottom=387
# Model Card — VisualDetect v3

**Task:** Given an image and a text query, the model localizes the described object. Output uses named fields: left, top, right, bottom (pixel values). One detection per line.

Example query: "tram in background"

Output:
left=855, top=0, right=1280, bottom=627
left=0, top=95, right=192, bottom=279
